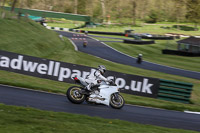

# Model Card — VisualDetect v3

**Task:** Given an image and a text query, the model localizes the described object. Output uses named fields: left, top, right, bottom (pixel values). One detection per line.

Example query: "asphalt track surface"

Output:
left=0, top=85, right=200, bottom=131
left=57, top=31, right=200, bottom=80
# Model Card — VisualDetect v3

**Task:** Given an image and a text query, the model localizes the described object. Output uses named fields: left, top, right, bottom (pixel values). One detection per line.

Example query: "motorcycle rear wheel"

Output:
left=66, top=86, right=86, bottom=104
left=110, top=93, right=125, bottom=109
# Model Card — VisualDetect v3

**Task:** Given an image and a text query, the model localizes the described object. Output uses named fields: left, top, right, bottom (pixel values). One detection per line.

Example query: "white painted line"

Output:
left=46, top=26, right=51, bottom=29
left=55, top=27, right=60, bottom=30
left=87, top=36, right=100, bottom=41
left=63, top=28, right=69, bottom=31
left=43, top=23, right=47, bottom=27
left=69, top=39, right=78, bottom=51
left=184, top=111, right=200, bottom=115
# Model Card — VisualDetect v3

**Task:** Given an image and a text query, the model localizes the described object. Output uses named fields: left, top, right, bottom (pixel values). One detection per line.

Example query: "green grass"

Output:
left=0, top=104, right=199, bottom=133
left=0, top=15, right=200, bottom=113
left=46, top=18, right=84, bottom=29
left=80, top=24, right=200, bottom=36
left=91, top=36, right=200, bottom=72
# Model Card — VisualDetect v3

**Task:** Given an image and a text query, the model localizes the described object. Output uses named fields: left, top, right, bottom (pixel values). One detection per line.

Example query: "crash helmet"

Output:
left=98, top=65, right=106, bottom=75
left=138, top=54, right=143, bottom=57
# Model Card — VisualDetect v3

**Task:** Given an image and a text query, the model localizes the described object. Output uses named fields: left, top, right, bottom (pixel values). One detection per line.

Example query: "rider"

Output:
left=137, top=54, right=143, bottom=64
left=85, top=65, right=111, bottom=91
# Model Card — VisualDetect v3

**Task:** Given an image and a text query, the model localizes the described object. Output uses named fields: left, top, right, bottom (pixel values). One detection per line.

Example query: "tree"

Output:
left=26, top=0, right=34, bottom=8
left=146, top=10, right=159, bottom=23
left=132, top=0, right=137, bottom=25
left=174, top=0, right=186, bottom=29
left=77, top=0, right=86, bottom=15
left=100, top=0, right=106, bottom=22
left=1, top=0, right=6, bottom=18
left=11, top=0, right=18, bottom=12
left=74, top=0, right=77, bottom=14
left=186, top=0, right=200, bottom=30
left=1, top=0, right=6, bottom=9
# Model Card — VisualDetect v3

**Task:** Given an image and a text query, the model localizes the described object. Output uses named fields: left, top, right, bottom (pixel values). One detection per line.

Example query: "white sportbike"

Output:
left=66, top=77, right=125, bottom=109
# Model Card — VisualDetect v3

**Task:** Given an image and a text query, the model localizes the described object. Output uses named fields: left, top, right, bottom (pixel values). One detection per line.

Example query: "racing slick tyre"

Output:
left=110, top=93, right=125, bottom=109
left=66, top=86, right=86, bottom=104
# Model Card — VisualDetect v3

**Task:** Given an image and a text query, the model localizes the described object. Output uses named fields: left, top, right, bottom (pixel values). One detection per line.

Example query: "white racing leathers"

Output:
left=78, top=70, right=109, bottom=90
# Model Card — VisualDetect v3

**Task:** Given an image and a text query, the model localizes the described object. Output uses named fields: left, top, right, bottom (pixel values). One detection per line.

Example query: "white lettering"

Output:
left=10, top=55, right=23, bottom=70
left=115, top=78, right=126, bottom=88
left=58, top=67, right=71, bottom=81
left=71, top=70, right=81, bottom=78
left=142, top=78, right=153, bottom=94
left=23, top=61, right=38, bottom=72
left=131, top=80, right=142, bottom=92
left=48, top=61, right=54, bottom=75
left=37, top=64, right=48, bottom=74
left=53, top=62, right=60, bottom=76
left=0, top=56, right=10, bottom=67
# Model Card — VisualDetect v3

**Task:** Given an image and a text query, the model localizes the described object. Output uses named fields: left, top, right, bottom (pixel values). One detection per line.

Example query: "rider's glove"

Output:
left=108, top=79, right=113, bottom=83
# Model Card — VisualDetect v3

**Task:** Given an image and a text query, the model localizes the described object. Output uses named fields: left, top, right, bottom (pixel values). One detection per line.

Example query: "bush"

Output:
left=145, top=10, right=159, bottom=23
left=172, top=25, right=199, bottom=31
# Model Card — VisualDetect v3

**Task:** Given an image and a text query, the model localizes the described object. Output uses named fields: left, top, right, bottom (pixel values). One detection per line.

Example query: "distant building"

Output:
left=177, top=37, right=200, bottom=53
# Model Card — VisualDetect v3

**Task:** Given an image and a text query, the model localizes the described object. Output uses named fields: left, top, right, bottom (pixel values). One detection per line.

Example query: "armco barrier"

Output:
left=123, top=39, right=155, bottom=45
left=46, top=26, right=175, bottom=40
left=141, top=36, right=174, bottom=40
left=158, top=79, right=193, bottom=103
left=162, top=49, right=200, bottom=57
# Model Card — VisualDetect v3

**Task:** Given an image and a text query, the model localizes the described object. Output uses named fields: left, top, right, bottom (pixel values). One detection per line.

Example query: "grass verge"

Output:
left=0, top=104, right=198, bottom=133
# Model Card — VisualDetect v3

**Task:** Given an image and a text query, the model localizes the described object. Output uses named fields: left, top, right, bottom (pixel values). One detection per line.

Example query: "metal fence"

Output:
left=158, top=79, right=193, bottom=103
left=3, top=6, right=91, bottom=22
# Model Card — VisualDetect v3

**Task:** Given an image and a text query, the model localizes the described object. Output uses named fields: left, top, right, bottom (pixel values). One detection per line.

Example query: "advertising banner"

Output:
left=0, top=50, right=160, bottom=98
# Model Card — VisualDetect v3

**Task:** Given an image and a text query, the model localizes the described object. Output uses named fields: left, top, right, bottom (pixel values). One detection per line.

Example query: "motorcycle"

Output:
left=136, top=54, right=143, bottom=64
left=66, top=77, right=125, bottom=109
left=137, top=56, right=142, bottom=64
left=83, top=41, right=87, bottom=48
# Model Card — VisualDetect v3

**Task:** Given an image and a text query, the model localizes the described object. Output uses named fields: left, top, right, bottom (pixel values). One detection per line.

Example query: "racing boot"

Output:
left=85, top=83, right=94, bottom=92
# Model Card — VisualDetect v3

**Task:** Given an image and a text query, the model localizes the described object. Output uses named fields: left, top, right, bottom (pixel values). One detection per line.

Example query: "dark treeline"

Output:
left=1, top=0, right=200, bottom=26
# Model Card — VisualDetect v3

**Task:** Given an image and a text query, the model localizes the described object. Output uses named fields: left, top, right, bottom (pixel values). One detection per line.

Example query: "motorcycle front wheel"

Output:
left=110, top=93, right=125, bottom=109
left=66, top=86, right=86, bottom=104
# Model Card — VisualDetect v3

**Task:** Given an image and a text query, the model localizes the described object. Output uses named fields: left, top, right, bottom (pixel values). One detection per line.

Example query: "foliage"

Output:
left=186, top=0, right=200, bottom=29
left=145, top=10, right=160, bottom=23
left=172, top=25, right=198, bottom=31
left=1, top=0, right=199, bottom=25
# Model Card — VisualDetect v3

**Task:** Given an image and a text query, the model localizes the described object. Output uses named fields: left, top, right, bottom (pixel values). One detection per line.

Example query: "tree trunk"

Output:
left=1, top=0, right=6, bottom=9
left=1, top=0, right=6, bottom=18
left=100, top=0, right=106, bottom=21
left=132, top=0, right=137, bottom=25
left=49, top=0, right=53, bottom=10
left=74, top=0, right=78, bottom=14
left=11, top=0, right=18, bottom=12
left=194, top=23, right=198, bottom=30
left=175, top=1, right=180, bottom=30
left=18, top=0, right=23, bottom=19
